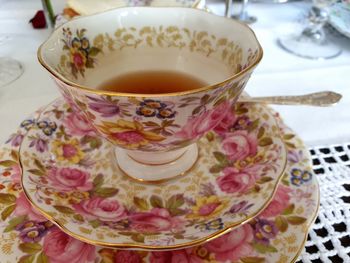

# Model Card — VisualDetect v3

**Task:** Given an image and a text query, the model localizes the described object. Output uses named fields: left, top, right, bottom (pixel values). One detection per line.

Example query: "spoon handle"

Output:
left=239, top=91, right=342, bottom=106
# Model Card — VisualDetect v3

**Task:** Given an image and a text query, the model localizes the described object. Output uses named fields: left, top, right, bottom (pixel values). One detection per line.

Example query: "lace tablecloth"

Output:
left=298, top=144, right=350, bottom=263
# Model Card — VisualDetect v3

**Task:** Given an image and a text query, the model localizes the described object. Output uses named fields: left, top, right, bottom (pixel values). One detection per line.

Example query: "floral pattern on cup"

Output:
left=19, top=99, right=287, bottom=249
left=61, top=28, right=101, bottom=79
left=0, top=103, right=318, bottom=262
left=51, top=24, right=260, bottom=152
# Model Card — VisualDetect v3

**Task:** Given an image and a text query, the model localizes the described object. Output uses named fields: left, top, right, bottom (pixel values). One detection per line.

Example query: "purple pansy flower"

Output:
left=16, top=220, right=54, bottom=243
left=252, top=219, right=278, bottom=245
left=156, top=108, right=176, bottom=119
left=140, top=99, right=166, bottom=109
left=20, top=119, right=35, bottom=131
left=136, top=106, right=157, bottom=117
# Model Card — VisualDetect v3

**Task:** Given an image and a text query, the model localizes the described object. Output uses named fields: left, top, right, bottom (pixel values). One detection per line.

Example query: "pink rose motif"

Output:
left=73, top=197, right=127, bottom=222
left=222, top=130, right=258, bottom=161
left=205, top=224, right=253, bottom=262
left=47, top=167, right=93, bottom=192
left=150, top=249, right=202, bottom=263
left=64, top=112, right=95, bottom=136
left=62, top=144, right=78, bottom=159
left=176, top=101, right=231, bottom=140
left=129, top=208, right=184, bottom=233
left=15, top=192, right=46, bottom=221
left=213, top=108, right=237, bottom=136
left=216, top=167, right=256, bottom=194
left=115, top=250, right=143, bottom=263
left=43, top=227, right=95, bottom=263
left=259, top=185, right=292, bottom=218
left=11, top=164, right=21, bottom=184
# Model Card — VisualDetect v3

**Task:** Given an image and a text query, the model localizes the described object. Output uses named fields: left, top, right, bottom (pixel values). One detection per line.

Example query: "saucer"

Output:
left=19, top=98, right=287, bottom=250
left=1, top=106, right=318, bottom=262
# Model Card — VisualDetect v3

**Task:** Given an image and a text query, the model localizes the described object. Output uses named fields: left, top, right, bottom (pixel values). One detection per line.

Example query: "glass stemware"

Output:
left=278, top=0, right=342, bottom=59
left=225, top=0, right=257, bottom=24
left=0, top=36, right=23, bottom=88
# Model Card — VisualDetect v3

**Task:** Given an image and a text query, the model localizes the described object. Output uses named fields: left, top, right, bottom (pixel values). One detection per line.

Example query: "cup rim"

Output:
left=37, top=6, right=263, bottom=98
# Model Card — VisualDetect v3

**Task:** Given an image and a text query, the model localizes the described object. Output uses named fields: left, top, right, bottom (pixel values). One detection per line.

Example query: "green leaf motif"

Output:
left=131, top=233, right=145, bottom=243
left=275, top=215, right=288, bottom=232
left=252, top=242, right=278, bottom=254
left=1, top=204, right=16, bottom=221
left=287, top=216, right=307, bottom=225
left=34, top=159, right=46, bottom=172
left=169, top=208, right=187, bottom=216
left=133, top=197, right=149, bottom=211
left=18, top=255, right=35, bottom=263
left=0, top=193, right=16, bottom=204
left=93, top=174, right=104, bottom=189
left=192, top=105, right=204, bottom=115
left=94, top=187, right=119, bottom=198
left=0, top=160, right=17, bottom=167
left=89, top=47, right=101, bottom=56
left=73, top=214, right=85, bottom=222
left=213, top=151, right=227, bottom=164
left=256, top=176, right=273, bottom=184
left=173, top=233, right=185, bottom=239
left=36, top=252, right=49, bottom=263
left=282, top=204, right=295, bottom=215
left=257, top=127, right=265, bottom=139
left=89, top=219, right=101, bottom=228
left=166, top=194, right=184, bottom=211
left=213, top=96, right=227, bottom=107
left=27, top=169, right=45, bottom=176
left=53, top=205, right=74, bottom=214
left=283, top=134, right=295, bottom=140
left=200, top=94, right=210, bottom=104
left=150, top=195, right=163, bottom=208
left=205, top=131, right=214, bottom=141
left=4, top=215, right=27, bottom=232
left=18, top=242, right=42, bottom=254
left=235, top=107, right=248, bottom=115
left=259, top=137, right=273, bottom=147
left=241, top=257, right=265, bottom=263
left=89, top=137, right=102, bottom=149
left=209, top=164, right=224, bottom=173
left=285, top=142, right=296, bottom=149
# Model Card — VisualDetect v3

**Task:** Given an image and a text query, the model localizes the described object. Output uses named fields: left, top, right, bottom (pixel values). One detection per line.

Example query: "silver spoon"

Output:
left=238, top=91, right=342, bottom=107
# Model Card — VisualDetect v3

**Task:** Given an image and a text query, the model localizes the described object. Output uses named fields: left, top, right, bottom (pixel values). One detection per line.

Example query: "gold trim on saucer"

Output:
left=37, top=7, right=263, bottom=98
left=19, top=99, right=288, bottom=251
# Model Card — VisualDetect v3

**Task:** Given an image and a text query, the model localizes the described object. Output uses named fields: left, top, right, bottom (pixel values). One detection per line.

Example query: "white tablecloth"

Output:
left=0, top=0, right=349, bottom=146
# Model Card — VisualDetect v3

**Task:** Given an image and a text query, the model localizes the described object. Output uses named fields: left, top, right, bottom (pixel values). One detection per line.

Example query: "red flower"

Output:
left=29, top=10, right=46, bottom=29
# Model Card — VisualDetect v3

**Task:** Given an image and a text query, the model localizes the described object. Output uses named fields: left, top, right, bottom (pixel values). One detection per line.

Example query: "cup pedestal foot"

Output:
left=115, top=144, right=198, bottom=183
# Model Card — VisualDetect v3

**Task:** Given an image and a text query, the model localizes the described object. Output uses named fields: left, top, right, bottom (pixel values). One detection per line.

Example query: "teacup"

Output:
left=38, top=7, right=263, bottom=182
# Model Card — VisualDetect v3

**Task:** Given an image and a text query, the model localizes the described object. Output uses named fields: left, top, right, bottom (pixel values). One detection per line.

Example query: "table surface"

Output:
left=0, top=0, right=349, bottom=147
